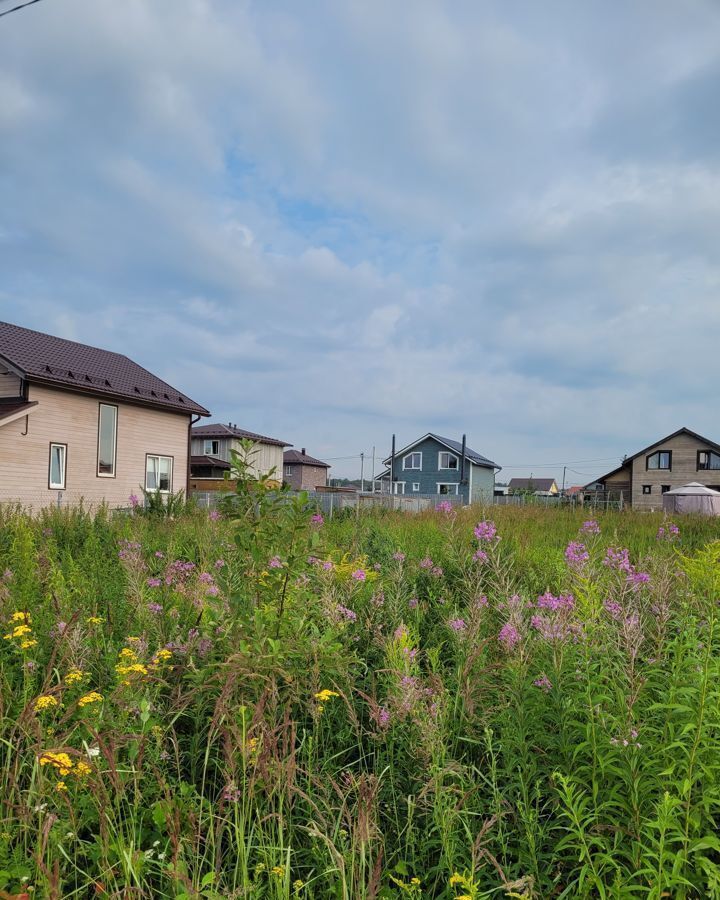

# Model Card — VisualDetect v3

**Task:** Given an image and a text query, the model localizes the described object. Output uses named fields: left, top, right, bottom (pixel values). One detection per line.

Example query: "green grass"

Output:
left=1, top=499, right=720, bottom=898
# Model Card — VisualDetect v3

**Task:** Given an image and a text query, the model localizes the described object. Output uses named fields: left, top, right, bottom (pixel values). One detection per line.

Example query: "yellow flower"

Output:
left=20, top=639, right=38, bottom=650
left=10, top=611, right=31, bottom=623
left=456, top=896, right=472, bottom=900
left=411, top=878, right=421, bottom=886
left=86, top=616, right=103, bottom=626
left=78, top=692, right=103, bottom=708
left=65, top=669, right=86, bottom=686
left=11, top=624, right=32, bottom=638
left=119, top=647, right=138, bottom=661
left=74, top=761, right=92, bottom=779
left=450, top=874, right=464, bottom=886
left=55, top=780, right=68, bottom=792
left=34, top=695, right=59, bottom=713
left=293, top=879, right=304, bottom=891
left=40, top=751, right=74, bottom=776
left=314, top=689, right=339, bottom=703
left=150, top=648, right=172, bottom=666
left=271, top=866, right=284, bottom=877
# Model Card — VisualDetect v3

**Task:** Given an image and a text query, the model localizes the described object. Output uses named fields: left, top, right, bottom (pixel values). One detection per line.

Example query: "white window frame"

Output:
left=49, top=443, right=67, bottom=490
left=438, top=451, right=459, bottom=470
left=392, top=481, right=406, bottom=494
left=145, top=454, right=173, bottom=493
left=203, top=439, right=220, bottom=456
left=284, top=465, right=293, bottom=476
left=412, top=482, right=420, bottom=492
left=97, top=403, right=118, bottom=478
left=436, top=482, right=459, bottom=495
left=403, top=452, right=422, bottom=470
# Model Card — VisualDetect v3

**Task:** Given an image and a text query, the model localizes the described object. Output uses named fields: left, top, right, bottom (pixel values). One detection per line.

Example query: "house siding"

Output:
left=390, top=436, right=495, bottom=503
left=0, top=371, right=22, bottom=397
left=0, top=384, right=191, bottom=510
left=631, top=433, right=720, bottom=511
left=190, top=436, right=284, bottom=481
left=284, top=464, right=328, bottom=491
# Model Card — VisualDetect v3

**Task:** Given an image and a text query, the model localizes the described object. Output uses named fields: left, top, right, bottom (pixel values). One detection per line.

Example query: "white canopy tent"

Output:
left=662, top=482, right=720, bottom=516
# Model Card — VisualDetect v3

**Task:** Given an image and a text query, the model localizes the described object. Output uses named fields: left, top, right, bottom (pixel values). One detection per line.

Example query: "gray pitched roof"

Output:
left=508, top=477, right=557, bottom=491
left=383, top=433, right=499, bottom=470
left=192, top=422, right=290, bottom=447
left=283, top=449, right=330, bottom=467
left=0, top=321, right=209, bottom=416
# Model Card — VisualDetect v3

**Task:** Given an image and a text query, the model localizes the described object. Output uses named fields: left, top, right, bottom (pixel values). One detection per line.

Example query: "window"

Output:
left=146, top=455, right=173, bottom=493
left=392, top=481, right=406, bottom=494
left=437, top=483, right=459, bottom=495
left=661, top=485, right=671, bottom=494
left=48, top=443, right=66, bottom=490
left=642, top=485, right=652, bottom=495
left=438, top=451, right=459, bottom=470
left=412, top=482, right=420, bottom=491
left=204, top=439, right=220, bottom=456
left=403, top=452, right=422, bottom=470
left=646, top=451, right=671, bottom=470
left=697, top=450, right=720, bottom=470
left=97, top=403, right=118, bottom=477
left=285, top=466, right=293, bottom=476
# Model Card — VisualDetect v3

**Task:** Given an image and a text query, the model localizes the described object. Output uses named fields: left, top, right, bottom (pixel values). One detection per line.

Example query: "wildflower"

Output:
left=322, top=560, right=334, bottom=571
left=40, top=751, right=73, bottom=775
left=271, top=866, right=285, bottom=877
left=20, top=639, right=37, bottom=650
left=351, top=569, right=366, bottom=581
left=565, top=541, right=589, bottom=568
left=65, top=669, right=86, bottom=686
left=74, top=761, right=92, bottom=778
left=10, top=611, right=31, bottom=624
left=534, top=674, right=553, bottom=692
left=311, top=513, right=324, bottom=525
left=472, top=549, right=488, bottom=563
left=336, top=604, right=357, bottom=622
left=208, top=509, right=222, bottom=521
left=151, top=648, right=173, bottom=666
left=11, top=624, right=32, bottom=638
left=85, top=746, right=101, bottom=758
left=215, top=558, right=225, bottom=569
left=148, top=602, right=163, bottom=614
left=146, top=578, right=162, bottom=588
left=408, top=597, right=419, bottom=609
left=392, top=551, right=406, bottom=562
left=129, top=493, right=140, bottom=508
left=431, top=566, right=444, bottom=577
left=376, top=707, right=391, bottom=728
left=314, top=689, right=339, bottom=703
left=580, top=520, right=601, bottom=534
left=56, top=781, right=68, bottom=792
left=78, top=692, right=103, bottom=708
left=449, top=618, right=466, bottom=632
left=293, top=880, right=305, bottom=892
left=473, top=520, right=498, bottom=542
left=627, top=571, right=651, bottom=588
left=268, top=556, right=283, bottom=569
left=435, top=500, right=453, bottom=513
left=604, top=547, right=633, bottom=573
left=86, top=616, right=103, bottom=626
left=34, top=695, right=59, bottom=713
left=498, top=622, right=520, bottom=651
left=450, top=873, right=464, bottom=886
left=604, top=599, right=622, bottom=619
left=419, top=557, right=433, bottom=569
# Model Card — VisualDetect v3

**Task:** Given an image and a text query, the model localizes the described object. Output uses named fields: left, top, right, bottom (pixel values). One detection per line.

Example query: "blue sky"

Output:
left=2, top=0, right=720, bottom=483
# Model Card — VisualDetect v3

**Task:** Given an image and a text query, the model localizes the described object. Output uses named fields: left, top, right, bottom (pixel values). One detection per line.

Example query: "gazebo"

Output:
left=661, top=482, right=720, bottom=516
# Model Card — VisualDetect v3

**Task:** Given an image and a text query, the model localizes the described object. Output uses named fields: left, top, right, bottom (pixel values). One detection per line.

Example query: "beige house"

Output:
left=189, top=423, right=290, bottom=490
left=283, top=448, right=330, bottom=491
left=0, top=321, right=209, bottom=510
left=590, top=428, right=720, bottom=510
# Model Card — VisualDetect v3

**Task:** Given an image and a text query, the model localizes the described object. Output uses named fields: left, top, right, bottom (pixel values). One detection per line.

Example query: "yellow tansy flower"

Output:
left=86, top=616, right=103, bottom=626
left=271, top=866, right=285, bottom=877
left=20, top=639, right=37, bottom=650
left=78, top=692, right=103, bottom=708
left=34, top=695, right=59, bottom=713
left=11, top=624, right=32, bottom=638
left=40, top=752, right=74, bottom=776
left=10, top=611, right=31, bottom=623
left=75, top=761, right=92, bottom=778
left=450, top=874, right=464, bottom=886
left=65, top=669, right=86, bottom=686
left=55, top=781, right=68, bottom=792
left=314, top=689, right=339, bottom=703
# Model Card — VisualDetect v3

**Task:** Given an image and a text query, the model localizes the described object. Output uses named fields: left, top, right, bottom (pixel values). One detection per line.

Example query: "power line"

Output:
left=0, top=0, right=48, bottom=16
left=0, top=0, right=47, bottom=18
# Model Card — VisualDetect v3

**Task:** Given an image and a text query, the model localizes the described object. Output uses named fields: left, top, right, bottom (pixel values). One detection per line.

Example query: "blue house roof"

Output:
left=383, top=433, right=499, bottom=470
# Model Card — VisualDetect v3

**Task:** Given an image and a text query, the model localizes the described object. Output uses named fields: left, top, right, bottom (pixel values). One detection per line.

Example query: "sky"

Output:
left=2, top=0, right=720, bottom=483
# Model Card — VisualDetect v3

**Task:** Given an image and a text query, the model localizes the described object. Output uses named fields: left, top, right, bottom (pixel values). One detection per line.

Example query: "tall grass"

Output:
left=0, top=499, right=719, bottom=897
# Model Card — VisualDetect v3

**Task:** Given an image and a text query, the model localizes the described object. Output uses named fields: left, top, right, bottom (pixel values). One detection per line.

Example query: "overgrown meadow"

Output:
left=2, top=483, right=720, bottom=898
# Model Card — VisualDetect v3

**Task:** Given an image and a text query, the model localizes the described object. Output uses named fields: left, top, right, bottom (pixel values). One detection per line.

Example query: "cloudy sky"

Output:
left=2, top=0, right=720, bottom=483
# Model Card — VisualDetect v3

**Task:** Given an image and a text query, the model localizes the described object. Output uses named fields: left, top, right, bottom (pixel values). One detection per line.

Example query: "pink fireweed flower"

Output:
left=604, top=547, right=633, bottom=573
left=474, top=521, right=498, bottom=542
left=394, top=624, right=409, bottom=641
left=419, top=557, right=434, bottom=569
left=376, top=706, right=391, bottom=728
left=336, top=603, right=357, bottom=622
left=268, top=556, right=282, bottom=569
left=322, top=561, right=334, bottom=572
left=565, top=541, right=589, bottom=568
left=448, top=618, right=466, bottom=632
left=533, top=674, right=552, bottom=692
left=657, top=523, right=680, bottom=541
left=148, top=602, right=163, bottom=614
left=311, top=513, right=324, bottom=526
left=146, top=577, right=162, bottom=588
left=627, top=571, right=651, bottom=588
left=580, top=520, right=601, bottom=535
left=408, top=597, right=419, bottom=609
left=214, top=558, right=225, bottom=569
left=392, top=551, right=406, bottom=562
left=351, top=569, right=366, bottom=581
left=604, top=599, right=622, bottom=619
left=472, top=549, right=488, bottom=563
left=372, top=563, right=382, bottom=571
left=208, top=510, right=221, bottom=521
left=431, top=566, right=444, bottom=577
left=435, top=500, right=453, bottom=514
left=498, top=622, right=520, bottom=650
left=129, top=493, right=140, bottom=509
left=537, top=592, right=575, bottom=611
left=473, top=594, right=489, bottom=609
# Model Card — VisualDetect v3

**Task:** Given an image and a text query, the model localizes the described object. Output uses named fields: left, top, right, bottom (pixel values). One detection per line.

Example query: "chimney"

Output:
left=302, top=448, right=306, bottom=455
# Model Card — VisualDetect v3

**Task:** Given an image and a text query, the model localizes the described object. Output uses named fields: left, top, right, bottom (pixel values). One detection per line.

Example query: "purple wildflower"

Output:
left=580, top=520, right=601, bottom=535
left=565, top=541, right=589, bottom=568
left=435, top=500, right=453, bottom=514
left=603, top=599, right=623, bottom=620
left=431, top=566, right=444, bottom=577
left=322, top=561, right=334, bottom=571
left=408, top=597, right=419, bottom=609
left=498, top=622, right=520, bottom=650
left=376, top=707, right=391, bottom=728
left=336, top=604, right=357, bottom=622
left=627, top=571, right=651, bottom=588
left=351, top=569, right=366, bottom=582
left=268, top=556, right=282, bottom=569
left=129, top=493, right=140, bottom=509
left=214, top=559, right=225, bottom=569
left=533, top=674, right=552, bottom=692
left=148, top=602, right=163, bottom=614
left=392, top=551, right=406, bottom=562
left=449, top=618, right=466, bottom=632
left=419, top=557, right=433, bottom=569
left=311, top=513, right=324, bottom=526
left=474, top=521, right=498, bottom=542
left=208, top=510, right=221, bottom=521
left=472, top=549, right=488, bottom=563
left=147, top=577, right=162, bottom=588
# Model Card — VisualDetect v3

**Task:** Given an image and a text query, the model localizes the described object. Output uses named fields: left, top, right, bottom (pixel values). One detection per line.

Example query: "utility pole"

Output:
left=562, top=466, right=566, bottom=494
left=371, top=445, right=375, bottom=492
left=360, top=452, right=365, bottom=492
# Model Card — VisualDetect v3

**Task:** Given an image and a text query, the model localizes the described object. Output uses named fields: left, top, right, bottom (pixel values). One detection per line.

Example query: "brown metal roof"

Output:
left=0, top=399, right=38, bottom=422
left=192, top=422, right=290, bottom=447
left=190, top=455, right=231, bottom=470
left=283, top=449, right=330, bottom=467
left=0, top=321, right=210, bottom=416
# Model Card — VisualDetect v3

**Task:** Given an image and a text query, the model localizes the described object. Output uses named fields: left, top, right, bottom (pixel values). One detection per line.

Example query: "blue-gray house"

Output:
left=376, top=433, right=499, bottom=503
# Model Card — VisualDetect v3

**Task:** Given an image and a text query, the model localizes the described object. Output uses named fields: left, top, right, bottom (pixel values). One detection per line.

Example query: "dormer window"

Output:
left=646, top=451, right=671, bottom=470
left=403, top=452, right=422, bottom=470
left=697, top=450, right=720, bottom=470
left=438, top=451, right=459, bottom=470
